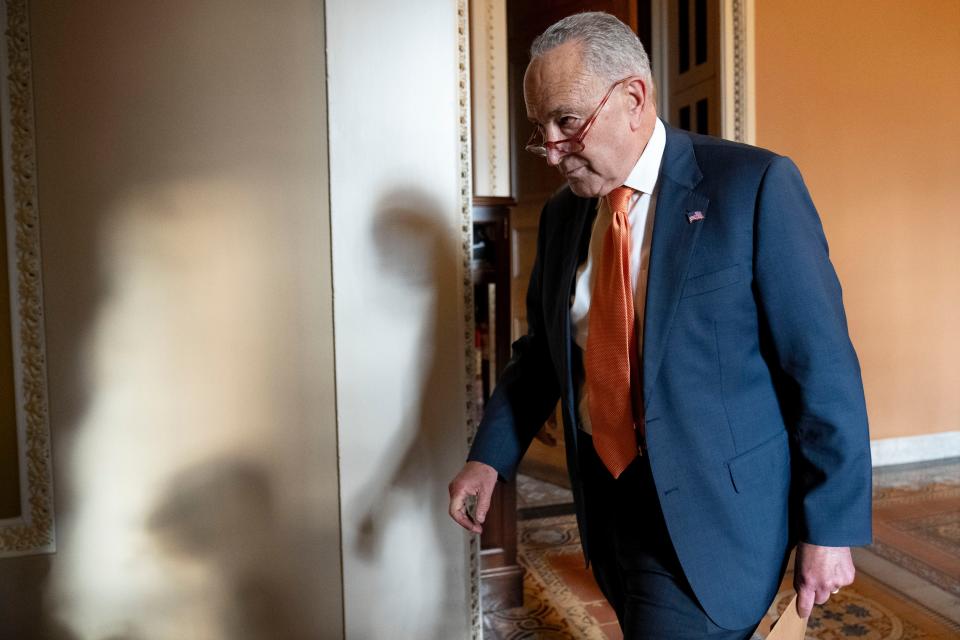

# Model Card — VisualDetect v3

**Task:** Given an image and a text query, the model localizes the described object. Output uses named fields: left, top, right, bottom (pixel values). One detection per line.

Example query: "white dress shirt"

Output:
left=571, top=117, right=666, bottom=434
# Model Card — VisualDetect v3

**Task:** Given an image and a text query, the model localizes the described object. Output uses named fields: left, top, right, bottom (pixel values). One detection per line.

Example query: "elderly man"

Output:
left=449, top=12, right=871, bottom=639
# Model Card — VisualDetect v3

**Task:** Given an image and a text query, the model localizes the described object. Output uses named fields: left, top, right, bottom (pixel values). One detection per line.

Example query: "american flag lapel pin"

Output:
left=687, top=210, right=705, bottom=223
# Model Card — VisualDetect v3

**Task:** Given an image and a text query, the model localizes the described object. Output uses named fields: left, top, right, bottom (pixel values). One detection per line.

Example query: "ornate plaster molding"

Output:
left=469, top=0, right=510, bottom=198
left=723, top=0, right=755, bottom=143
left=483, top=0, right=498, bottom=192
left=0, top=0, right=56, bottom=557
left=458, top=1, right=483, bottom=637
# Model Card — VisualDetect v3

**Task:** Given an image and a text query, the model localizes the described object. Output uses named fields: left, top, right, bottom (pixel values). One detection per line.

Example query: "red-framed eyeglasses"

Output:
left=525, top=76, right=635, bottom=158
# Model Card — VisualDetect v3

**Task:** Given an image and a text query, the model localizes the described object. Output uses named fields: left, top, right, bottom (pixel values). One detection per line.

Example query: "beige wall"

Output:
left=755, top=0, right=960, bottom=440
left=0, top=1, right=342, bottom=638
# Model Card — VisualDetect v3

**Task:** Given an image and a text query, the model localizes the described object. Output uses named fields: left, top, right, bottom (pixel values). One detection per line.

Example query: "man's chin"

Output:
left=562, top=165, right=605, bottom=197
left=566, top=179, right=601, bottom=198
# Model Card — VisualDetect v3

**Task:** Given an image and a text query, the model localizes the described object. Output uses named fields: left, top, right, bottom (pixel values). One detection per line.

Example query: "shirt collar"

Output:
left=623, top=117, right=666, bottom=196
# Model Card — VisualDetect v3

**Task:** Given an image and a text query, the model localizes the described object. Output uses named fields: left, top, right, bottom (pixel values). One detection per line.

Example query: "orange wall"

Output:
left=755, top=0, right=960, bottom=440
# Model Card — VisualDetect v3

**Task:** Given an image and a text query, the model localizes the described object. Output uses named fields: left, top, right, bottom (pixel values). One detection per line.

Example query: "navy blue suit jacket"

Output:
left=467, top=124, right=872, bottom=629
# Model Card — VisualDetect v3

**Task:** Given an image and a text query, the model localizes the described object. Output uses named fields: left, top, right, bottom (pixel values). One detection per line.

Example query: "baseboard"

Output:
left=480, top=564, right=525, bottom=611
left=870, top=431, right=960, bottom=467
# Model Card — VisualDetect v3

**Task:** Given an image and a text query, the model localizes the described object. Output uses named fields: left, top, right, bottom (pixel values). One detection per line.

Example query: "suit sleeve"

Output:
left=754, top=156, right=872, bottom=547
left=466, top=204, right=562, bottom=482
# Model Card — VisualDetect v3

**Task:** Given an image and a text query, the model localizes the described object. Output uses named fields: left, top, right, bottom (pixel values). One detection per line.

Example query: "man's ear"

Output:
left=625, top=77, right=650, bottom=129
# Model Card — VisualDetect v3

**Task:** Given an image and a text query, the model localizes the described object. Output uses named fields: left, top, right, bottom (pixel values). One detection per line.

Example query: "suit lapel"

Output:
left=642, top=127, right=708, bottom=407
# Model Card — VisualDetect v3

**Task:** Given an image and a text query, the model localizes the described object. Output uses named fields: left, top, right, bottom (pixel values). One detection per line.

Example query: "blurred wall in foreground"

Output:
left=0, top=0, right=474, bottom=637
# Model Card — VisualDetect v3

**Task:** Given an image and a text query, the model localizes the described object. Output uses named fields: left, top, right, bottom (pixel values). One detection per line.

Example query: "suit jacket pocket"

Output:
left=726, top=430, right=789, bottom=494
left=682, top=264, right=741, bottom=298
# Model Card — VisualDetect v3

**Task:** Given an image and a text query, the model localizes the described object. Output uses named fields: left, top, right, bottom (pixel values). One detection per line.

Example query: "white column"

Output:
left=325, top=0, right=472, bottom=637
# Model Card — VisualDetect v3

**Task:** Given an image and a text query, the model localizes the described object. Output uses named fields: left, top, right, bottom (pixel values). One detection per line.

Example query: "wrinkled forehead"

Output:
left=523, top=43, right=602, bottom=121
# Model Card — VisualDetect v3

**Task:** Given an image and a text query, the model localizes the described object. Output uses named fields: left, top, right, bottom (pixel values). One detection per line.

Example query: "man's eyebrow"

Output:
left=528, top=105, right=580, bottom=124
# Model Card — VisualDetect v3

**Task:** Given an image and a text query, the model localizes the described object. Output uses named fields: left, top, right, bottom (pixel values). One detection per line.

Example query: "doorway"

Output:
left=468, top=0, right=754, bottom=635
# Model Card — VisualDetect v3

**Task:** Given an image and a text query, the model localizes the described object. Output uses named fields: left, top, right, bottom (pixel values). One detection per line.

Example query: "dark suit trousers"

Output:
left=578, top=433, right=759, bottom=639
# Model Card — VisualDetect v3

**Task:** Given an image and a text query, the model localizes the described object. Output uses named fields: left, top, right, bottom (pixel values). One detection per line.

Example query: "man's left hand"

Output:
left=793, top=542, right=855, bottom=618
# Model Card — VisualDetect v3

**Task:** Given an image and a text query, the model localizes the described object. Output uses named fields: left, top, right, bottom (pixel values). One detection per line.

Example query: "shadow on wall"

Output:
left=352, top=189, right=467, bottom=638
left=0, top=559, right=79, bottom=640
left=34, top=177, right=344, bottom=640
left=148, top=459, right=304, bottom=640
left=0, top=2, right=339, bottom=639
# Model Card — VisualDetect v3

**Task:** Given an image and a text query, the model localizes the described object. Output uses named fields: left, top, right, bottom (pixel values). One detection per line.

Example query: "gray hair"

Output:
left=530, top=12, right=652, bottom=84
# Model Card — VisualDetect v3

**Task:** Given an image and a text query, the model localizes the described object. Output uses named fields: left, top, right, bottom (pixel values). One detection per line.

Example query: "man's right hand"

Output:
left=448, top=461, right=499, bottom=534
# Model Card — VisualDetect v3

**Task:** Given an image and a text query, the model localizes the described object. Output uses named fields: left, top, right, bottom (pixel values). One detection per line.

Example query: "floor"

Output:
left=484, top=458, right=960, bottom=639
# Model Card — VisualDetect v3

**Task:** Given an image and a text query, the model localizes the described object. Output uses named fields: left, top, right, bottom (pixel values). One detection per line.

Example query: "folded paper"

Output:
left=766, top=594, right=808, bottom=640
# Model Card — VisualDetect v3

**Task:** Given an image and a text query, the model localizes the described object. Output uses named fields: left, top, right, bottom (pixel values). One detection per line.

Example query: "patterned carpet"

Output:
left=870, top=460, right=960, bottom=601
left=484, top=515, right=618, bottom=640
left=484, top=460, right=960, bottom=639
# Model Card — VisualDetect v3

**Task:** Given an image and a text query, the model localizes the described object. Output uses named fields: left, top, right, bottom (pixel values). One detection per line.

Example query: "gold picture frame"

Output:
left=0, top=0, right=55, bottom=557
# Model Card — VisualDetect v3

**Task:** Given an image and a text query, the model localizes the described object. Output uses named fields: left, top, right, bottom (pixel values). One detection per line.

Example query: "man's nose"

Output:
left=545, top=145, right=564, bottom=167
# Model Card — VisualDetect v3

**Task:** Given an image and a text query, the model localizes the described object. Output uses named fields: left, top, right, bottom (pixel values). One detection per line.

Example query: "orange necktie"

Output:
left=585, top=186, right=642, bottom=479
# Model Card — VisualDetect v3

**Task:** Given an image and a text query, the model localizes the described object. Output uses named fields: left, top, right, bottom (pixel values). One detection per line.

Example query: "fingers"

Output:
left=840, top=565, right=856, bottom=589
left=814, top=587, right=832, bottom=606
left=474, top=481, right=493, bottom=526
left=795, top=586, right=840, bottom=619
left=448, top=462, right=499, bottom=534
left=795, top=586, right=815, bottom=619
left=794, top=543, right=857, bottom=618
left=447, top=485, right=479, bottom=533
